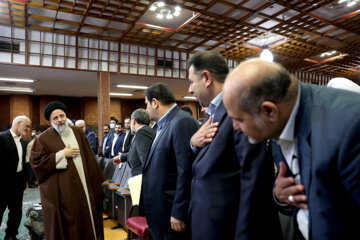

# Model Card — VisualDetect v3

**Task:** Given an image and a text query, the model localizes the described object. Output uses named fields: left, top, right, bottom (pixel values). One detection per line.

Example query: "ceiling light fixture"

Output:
left=110, top=93, right=133, bottom=96
left=0, top=77, right=36, bottom=83
left=320, top=50, right=337, bottom=57
left=183, top=96, right=197, bottom=100
left=0, top=87, right=35, bottom=92
left=150, top=1, right=181, bottom=19
left=260, top=47, right=273, bottom=62
left=329, top=0, right=358, bottom=8
left=116, top=84, right=148, bottom=89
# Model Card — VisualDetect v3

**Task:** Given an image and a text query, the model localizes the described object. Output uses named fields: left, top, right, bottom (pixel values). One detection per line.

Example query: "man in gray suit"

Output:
left=112, top=109, right=155, bottom=176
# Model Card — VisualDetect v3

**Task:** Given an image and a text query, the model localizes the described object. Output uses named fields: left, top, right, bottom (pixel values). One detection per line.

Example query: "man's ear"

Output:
left=202, top=70, right=212, bottom=88
left=260, top=101, right=278, bottom=122
left=152, top=98, right=159, bottom=109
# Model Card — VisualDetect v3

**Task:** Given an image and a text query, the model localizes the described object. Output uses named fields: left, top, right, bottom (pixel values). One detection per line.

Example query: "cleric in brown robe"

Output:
left=30, top=101, right=105, bottom=240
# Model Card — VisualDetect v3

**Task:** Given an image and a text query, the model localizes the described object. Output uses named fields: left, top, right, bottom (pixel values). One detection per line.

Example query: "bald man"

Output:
left=223, top=59, right=360, bottom=240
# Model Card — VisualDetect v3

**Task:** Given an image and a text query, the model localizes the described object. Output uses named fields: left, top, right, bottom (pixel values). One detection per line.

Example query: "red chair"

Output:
left=126, top=206, right=150, bottom=240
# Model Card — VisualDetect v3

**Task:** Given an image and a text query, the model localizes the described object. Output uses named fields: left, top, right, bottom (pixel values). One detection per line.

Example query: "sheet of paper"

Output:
left=127, top=174, right=142, bottom=205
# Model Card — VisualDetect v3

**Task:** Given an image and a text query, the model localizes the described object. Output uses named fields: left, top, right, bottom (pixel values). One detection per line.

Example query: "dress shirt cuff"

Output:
left=56, top=150, right=68, bottom=169
left=273, top=189, right=288, bottom=207
left=190, top=142, right=199, bottom=154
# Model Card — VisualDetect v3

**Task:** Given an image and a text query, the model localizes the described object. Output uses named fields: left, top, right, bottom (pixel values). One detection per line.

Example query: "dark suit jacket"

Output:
left=281, top=83, right=360, bottom=240
left=86, top=130, right=97, bottom=155
left=191, top=101, right=282, bottom=240
left=0, top=130, right=27, bottom=189
left=142, top=106, right=199, bottom=231
left=121, top=130, right=134, bottom=153
left=120, top=126, right=155, bottom=176
left=107, top=132, right=125, bottom=158
left=98, top=133, right=111, bottom=157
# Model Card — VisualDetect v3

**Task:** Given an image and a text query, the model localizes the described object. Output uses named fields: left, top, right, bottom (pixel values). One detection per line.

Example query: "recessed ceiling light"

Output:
left=0, top=77, right=36, bottom=83
left=184, top=96, right=197, bottom=100
left=110, top=93, right=133, bottom=96
left=116, top=84, right=148, bottom=89
left=0, top=87, right=35, bottom=92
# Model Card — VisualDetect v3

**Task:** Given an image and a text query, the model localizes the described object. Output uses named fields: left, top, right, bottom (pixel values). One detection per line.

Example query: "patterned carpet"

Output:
left=1, top=188, right=128, bottom=240
left=0, top=188, right=41, bottom=240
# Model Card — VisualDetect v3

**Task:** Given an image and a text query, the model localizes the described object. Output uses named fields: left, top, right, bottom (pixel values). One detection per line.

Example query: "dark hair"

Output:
left=145, top=82, right=176, bottom=105
left=240, top=66, right=298, bottom=115
left=103, top=124, right=110, bottom=129
left=187, top=50, right=229, bottom=83
left=115, top=122, right=122, bottom=127
left=110, top=117, right=118, bottom=122
left=131, top=109, right=150, bottom=125
left=181, top=105, right=193, bottom=115
left=124, top=117, right=131, bottom=121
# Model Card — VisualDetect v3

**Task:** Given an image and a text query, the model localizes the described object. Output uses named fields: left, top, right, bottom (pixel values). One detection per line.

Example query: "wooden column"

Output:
left=97, top=72, right=110, bottom=144
left=10, top=95, right=32, bottom=139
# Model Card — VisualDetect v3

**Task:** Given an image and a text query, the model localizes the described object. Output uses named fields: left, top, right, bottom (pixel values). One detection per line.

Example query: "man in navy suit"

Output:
left=108, top=122, right=125, bottom=160
left=187, top=51, right=282, bottom=240
left=142, top=83, right=198, bottom=240
left=98, top=124, right=111, bottom=157
left=0, top=115, right=31, bottom=240
left=223, top=58, right=360, bottom=240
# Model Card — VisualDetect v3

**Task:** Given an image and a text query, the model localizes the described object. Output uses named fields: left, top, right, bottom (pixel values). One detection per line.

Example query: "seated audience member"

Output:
left=223, top=58, right=360, bottom=240
left=31, top=101, right=105, bottom=240
left=112, top=109, right=155, bottom=177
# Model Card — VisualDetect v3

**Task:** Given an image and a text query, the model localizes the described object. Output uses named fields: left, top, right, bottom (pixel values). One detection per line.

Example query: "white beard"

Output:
left=52, top=121, right=67, bottom=134
left=18, top=127, right=26, bottom=136
left=248, top=137, right=261, bottom=144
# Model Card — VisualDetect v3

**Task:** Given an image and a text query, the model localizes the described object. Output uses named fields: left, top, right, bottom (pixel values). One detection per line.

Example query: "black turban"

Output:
left=44, top=101, right=67, bottom=121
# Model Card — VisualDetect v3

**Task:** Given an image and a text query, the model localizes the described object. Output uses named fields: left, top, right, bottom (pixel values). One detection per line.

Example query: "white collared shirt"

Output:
left=277, top=86, right=309, bottom=240
left=10, top=129, right=23, bottom=172
left=111, top=133, right=119, bottom=156
left=122, top=130, right=131, bottom=152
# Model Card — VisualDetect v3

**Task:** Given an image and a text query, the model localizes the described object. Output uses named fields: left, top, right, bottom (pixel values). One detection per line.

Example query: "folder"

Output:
left=127, top=174, right=142, bottom=205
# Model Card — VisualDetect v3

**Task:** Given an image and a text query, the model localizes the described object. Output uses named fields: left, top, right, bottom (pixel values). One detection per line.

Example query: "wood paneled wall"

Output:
left=0, top=95, right=199, bottom=134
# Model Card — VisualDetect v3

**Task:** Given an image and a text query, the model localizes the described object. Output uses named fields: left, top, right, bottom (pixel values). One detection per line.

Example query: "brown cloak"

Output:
left=30, top=126, right=105, bottom=240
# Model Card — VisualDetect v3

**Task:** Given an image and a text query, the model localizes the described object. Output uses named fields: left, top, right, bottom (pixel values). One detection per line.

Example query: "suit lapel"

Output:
left=6, top=130, right=20, bottom=171
left=193, top=100, right=227, bottom=167
left=296, top=84, right=312, bottom=197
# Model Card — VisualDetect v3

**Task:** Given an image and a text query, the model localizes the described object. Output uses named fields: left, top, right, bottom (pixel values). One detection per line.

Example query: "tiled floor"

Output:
left=0, top=188, right=127, bottom=240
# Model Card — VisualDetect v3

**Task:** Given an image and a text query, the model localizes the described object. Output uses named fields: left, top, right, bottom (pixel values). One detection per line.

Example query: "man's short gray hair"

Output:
left=131, top=109, right=150, bottom=125
left=75, top=119, right=85, bottom=126
left=12, top=115, right=30, bottom=127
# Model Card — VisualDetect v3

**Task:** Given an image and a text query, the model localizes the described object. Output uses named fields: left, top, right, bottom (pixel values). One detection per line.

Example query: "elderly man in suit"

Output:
left=142, top=82, right=198, bottom=240
left=0, top=115, right=31, bottom=240
left=112, top=109, right=155, bottom=177
left=187, top=50, right=282, bottom=240
left=223, top=58, right=360, bottom=240
left=75, top=119, right=97, bottom=155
